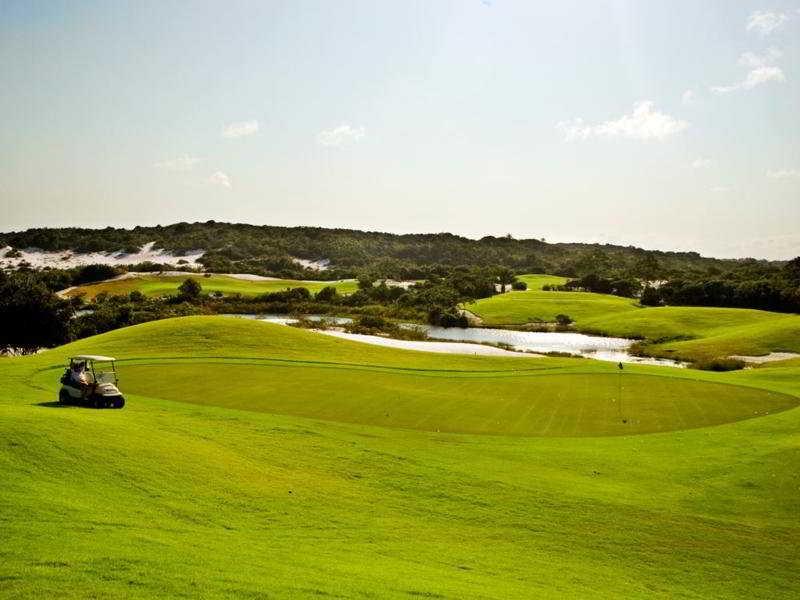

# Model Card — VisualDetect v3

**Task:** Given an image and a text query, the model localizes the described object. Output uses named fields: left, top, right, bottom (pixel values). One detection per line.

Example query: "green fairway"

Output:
left=467, top=288, right=639, bottom=324
left=517, top=273, right=569, bottom=290
left=583, top=306, right=800, bottom=362
left=468, top=275, right=800, bottom=363
left=2, top=317, right=800, bottom=598
left=64, top=273, right=358, bottom=299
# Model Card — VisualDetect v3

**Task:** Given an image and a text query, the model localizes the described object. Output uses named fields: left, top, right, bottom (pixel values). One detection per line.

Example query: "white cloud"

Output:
left=154, top=155, right=201, bottom=172
left=738, top=47, right=782, bottom=68
left=681, top=89, right=696, bottom=105
left=557, top=101, right=688, bottom=142
left=222, top=120, right=259, bottom=139
left=317, top=124, right=366, bottom=147
left=711, top=61, right=786, bottom=94
left=208, top=171, right=231, bottom=188
left=766, top=168, right=800, bottom=179
left=746, top=11, right=789, bottom=35
left=692, top=157, right=712, bottom=169
left=711, top=185, right=731, bottom=193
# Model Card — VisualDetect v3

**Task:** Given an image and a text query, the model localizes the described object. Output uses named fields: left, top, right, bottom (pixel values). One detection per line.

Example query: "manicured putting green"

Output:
left=119, top=362, right=796, bottom=436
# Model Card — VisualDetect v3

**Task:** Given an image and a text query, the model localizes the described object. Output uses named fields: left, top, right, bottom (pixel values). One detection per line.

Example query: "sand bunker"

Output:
left=730, top=352, right=800, bottom=364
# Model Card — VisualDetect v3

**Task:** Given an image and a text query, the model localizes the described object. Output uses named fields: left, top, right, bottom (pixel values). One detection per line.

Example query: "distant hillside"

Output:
left=0, top=221, right=782, bottom=280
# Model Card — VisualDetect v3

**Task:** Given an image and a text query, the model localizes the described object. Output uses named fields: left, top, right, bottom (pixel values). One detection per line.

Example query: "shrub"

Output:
left=511, top=280, right=528, bottom=291
left=72, top=264, right=122, bottom=285
left=428, top=306, right=468, bottom=328
left=640, top=286, right=662, bottom=306
left=315, top=286, right=338, bottom=303
left=177, top=278, right=202, bottom=301
left=694, top=357, right=746, bottom=372
left=356, top=315, right=388, bottom=330
left=0, top=272, right=74, bottom=352
left=555, top=314, right=573, bottom=326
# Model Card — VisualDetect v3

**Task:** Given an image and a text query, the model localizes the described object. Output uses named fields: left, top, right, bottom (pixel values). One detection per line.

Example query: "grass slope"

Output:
left=466, top=288, right=639, bottom=324
left=468, top=276, right=800, bottom=362
left=584, top=307, right=800, bottom=362
left=2, top=317, right=800, bottom=598
left=517, top=273, right=569, bottom=290
left=64, top=273, right=357, bottom=299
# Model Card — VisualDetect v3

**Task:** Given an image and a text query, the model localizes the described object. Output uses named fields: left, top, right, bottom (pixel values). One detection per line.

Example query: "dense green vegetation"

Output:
left=4, top=223, right=798, bottom=315
left=0, top=221, right=783, bottom=279
left=2, top=316, right=799, bottom=598
left=3, top=264, right=518, bottom=352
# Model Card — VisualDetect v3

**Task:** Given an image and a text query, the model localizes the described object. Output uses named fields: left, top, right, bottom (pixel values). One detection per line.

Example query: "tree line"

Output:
left=2, top=221, right=779, bottom=282
left=0, top=265, right=519, bottom=353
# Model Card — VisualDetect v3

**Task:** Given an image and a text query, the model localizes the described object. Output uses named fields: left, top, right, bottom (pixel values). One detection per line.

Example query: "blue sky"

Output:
left=1, top=1, right=798, bottom=259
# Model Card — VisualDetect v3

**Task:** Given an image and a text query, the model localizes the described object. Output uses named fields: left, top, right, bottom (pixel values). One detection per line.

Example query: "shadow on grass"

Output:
left=34, top=401, right=86, bottom=409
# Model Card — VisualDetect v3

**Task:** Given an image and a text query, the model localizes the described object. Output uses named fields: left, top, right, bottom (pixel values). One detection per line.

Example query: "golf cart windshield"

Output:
left=69, top=355, right=117, bottom=385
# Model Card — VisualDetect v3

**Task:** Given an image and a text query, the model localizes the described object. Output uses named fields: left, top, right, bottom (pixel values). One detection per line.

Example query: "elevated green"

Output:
left=2, top=317, right=799, bottom=598
left=64, top=273, right=357, bottom=299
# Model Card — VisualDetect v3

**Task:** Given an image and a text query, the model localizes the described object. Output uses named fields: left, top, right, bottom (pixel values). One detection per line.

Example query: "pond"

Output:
left=244, top=314, right=685, bottom=367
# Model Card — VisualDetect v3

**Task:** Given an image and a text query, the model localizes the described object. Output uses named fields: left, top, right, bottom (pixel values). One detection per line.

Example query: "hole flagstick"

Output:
left=618, top=362, right=625, bottom=423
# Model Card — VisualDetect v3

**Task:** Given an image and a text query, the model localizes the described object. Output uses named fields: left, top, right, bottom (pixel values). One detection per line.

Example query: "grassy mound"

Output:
left=584, top=306, right=800, bottom=362
left=467, top=276, right=800, bottom=363
left=30, top=317, right=796, bottom=436
left=63, top=273, right=357, bottom=299
left=466, top=288, right=638, bottom=324
left=2, top=317, right=800, bottom=598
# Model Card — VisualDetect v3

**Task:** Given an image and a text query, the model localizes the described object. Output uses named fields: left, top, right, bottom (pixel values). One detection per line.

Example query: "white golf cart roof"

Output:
left=70, top=355, right=116, bottom=362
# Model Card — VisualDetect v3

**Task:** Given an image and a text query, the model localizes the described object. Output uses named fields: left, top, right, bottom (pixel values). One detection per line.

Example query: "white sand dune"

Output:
left=0, top=241, right=204, bottom=270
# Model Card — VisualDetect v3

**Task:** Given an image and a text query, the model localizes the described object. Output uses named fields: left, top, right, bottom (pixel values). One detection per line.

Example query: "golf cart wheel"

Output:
left=58, top=389, right=70, bottom=405
left=92, top=396, right=103, bottom=409
left=112, top=397, right=125, bottom=409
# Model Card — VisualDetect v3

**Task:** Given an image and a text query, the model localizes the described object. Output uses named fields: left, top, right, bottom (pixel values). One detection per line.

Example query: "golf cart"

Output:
left=59, top=355, right=125, bottom=409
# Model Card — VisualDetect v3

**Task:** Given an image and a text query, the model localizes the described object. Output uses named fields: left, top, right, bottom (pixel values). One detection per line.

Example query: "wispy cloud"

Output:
left=767, top=168, right=800, bottom=179
left=746, top=11, right=789, bottom=35
left=317, top=124, right=366, bottom=147
left=222, top=120, right=259, bottom=139
left=692, top=157, right=712, bottom=169
left=557, top=101, right=688, bottom=142
left=738, top=47, right=782, bottom=68
left=711, top=185, right=731, bottom=193
left=712, top=66, right=785, bottom=93
left=208, top=171, right=231, bottom=188
left=681, top=89, right=696, bottom=105
left=154, top=155, right=201, bottom=172
left=711, top=49, right=785, bottom=94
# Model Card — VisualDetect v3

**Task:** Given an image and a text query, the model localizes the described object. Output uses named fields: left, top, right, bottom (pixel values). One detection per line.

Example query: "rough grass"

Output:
left=2, top=317, right=800, bottom=598
left=64, top=273, right=358, bottom=299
